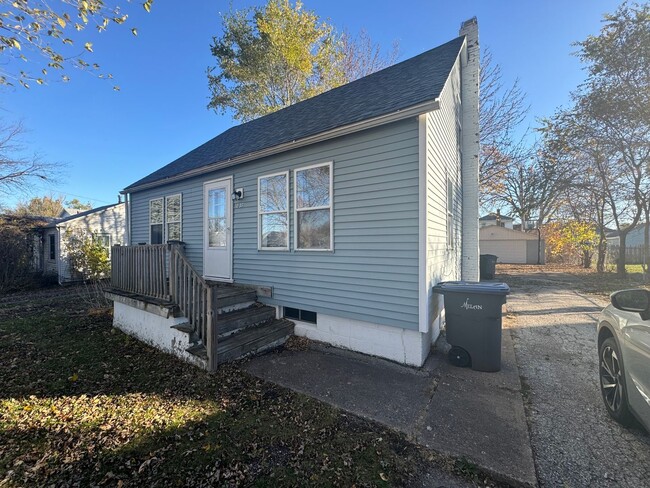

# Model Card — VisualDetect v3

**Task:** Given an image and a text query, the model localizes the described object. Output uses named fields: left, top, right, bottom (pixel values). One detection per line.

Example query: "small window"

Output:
left=150, top=198, right=163, bottom=244
left=284, top=307, right=317, bottom=324
left=447, top=178, right=454, bottom=249
left=295, top=162, right=332, bottom=251
left=49, top=234, right=55, bottom=260
left=94, top=233, right=111, bottom=251
left=258, top=172, right=289, bottom=250
left=165, top=194, right=182, bottom=241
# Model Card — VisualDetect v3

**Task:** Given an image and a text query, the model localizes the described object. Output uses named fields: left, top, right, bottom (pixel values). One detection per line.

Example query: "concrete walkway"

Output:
left=245, top=330, right=537, bottom=487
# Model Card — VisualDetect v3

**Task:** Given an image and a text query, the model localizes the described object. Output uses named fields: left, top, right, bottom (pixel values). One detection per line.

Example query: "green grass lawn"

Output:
left=0, top=289, right=492, bottom=487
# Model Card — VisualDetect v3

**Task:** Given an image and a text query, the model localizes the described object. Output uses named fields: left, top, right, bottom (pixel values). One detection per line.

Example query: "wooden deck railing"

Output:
left=111, top=243, right=218, bottom=369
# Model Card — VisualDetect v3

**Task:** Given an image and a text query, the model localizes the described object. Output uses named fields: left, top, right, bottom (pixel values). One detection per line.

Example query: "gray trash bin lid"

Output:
left=432, top=281, right=510, bottom=295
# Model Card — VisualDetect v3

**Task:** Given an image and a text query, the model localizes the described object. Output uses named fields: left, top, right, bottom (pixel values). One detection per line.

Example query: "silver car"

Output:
left=598, top=289, right=650, bottom=431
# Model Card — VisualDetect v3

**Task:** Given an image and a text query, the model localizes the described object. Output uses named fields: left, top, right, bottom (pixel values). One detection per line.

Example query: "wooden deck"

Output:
left=109, top=243, right=293, bottom=369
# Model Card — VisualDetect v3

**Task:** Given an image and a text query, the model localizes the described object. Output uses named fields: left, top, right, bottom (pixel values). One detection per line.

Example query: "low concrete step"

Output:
left=218, top=319, right=294, bottom=364
left=218, top=304, right=276, bottom=338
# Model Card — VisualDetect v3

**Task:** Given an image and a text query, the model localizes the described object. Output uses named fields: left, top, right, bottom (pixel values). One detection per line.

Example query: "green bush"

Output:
left=65, top=229, right=110, bottom=281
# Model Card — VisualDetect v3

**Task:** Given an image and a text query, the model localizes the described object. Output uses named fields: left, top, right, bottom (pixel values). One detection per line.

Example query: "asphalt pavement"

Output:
left=506, top=276, right=650, bottom=487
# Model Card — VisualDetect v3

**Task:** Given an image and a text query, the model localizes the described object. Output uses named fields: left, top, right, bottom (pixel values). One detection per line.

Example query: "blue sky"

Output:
left=1, top=0, right=620, bottom=208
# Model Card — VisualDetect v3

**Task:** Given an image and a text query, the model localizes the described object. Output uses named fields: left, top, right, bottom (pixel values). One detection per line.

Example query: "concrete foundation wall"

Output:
left=113, top=301, right=206, bottom=368
left=293, top=312, right=432, bottom=366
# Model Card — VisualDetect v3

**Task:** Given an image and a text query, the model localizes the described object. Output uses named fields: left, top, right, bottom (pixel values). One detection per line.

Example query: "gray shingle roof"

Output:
left=125, top=36, right=465, bottom=192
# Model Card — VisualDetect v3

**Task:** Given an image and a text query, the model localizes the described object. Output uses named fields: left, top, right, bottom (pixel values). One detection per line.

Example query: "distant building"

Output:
left=479, top=212, right=514, bottom=229
left=480, top=225, right=545, bottom=264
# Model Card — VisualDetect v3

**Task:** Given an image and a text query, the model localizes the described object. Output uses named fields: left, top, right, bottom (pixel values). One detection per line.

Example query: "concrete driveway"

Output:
left=503, top=267, right=650, bottom=487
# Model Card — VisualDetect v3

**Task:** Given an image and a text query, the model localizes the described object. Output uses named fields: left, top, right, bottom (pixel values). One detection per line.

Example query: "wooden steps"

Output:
left=177, top=283, right=293, bottom=366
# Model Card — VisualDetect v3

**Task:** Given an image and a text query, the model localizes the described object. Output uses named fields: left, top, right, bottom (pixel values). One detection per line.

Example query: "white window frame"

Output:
left=294, top=161, right=333, bottom=252
left=165, top=193, right=183, bottom=242
left=149, top=194, right=182, bottom=244
left=258, top=171, right=289, bottom=251
left=149, top=197, right=164, bottom=244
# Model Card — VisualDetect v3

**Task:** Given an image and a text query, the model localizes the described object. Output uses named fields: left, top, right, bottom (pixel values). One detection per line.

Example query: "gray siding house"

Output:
left=112, top=20, right=480, bottom=367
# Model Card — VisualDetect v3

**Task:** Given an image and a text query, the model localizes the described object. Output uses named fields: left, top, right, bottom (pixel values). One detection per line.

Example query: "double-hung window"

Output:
left=165, top=194, right=182, bottom=241
left=149, top=194, right=182, bottom=244
left=295, top=162, right=332, bottom=251
left=94, top=233, right=111, bottom=250
left=258, top=172, right=289, bottom=250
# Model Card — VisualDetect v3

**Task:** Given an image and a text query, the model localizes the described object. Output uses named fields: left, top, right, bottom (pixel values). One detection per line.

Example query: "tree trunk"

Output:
left=596, top=230, right=606, bottom=273
left=617, top=233, right=627, bottom=277
left=642, top=205, right=650, bottom=274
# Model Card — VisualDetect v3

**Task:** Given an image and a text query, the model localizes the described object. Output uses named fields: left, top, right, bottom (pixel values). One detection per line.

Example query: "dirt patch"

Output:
left=496, top=263, right=648, bottom=299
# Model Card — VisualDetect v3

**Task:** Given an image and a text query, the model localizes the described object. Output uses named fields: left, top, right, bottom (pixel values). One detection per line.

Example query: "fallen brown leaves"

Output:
left=0, top=286, right=497, bottom=487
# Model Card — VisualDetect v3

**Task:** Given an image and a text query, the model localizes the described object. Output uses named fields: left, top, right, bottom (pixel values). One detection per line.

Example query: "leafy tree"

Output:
left=208, top=0, right=345, bottom=122
left=543, top=220, right=597, bottom=268
left=14, top=194, right=66, bottom=217
left=543, top=2, right=650, bottom=276
left=65, top=228, right=110, bottom=280
left=0, top=0, right=154, bottom=89
left=66, top=198, right=92, bottom=211
left=207, top=0, right=398, bottom=122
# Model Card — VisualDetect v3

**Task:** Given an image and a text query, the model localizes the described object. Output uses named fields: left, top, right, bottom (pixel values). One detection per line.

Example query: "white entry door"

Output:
left=204, top=178, right=232, bottom=280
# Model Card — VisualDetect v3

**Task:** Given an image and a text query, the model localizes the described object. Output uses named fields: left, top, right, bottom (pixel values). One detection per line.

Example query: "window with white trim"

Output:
left=149, top=194, right=182, bottom=244
left=258, top=172, right=289, bottom=250
left=165, top=194, right=182, bottom=241
left=150, top=198, right=163, bottom=244
left=447, top=178, right=454, bottom=249
left=94, top=233, right=111, bottom=250
left=295, top=162, right=332, bottom=251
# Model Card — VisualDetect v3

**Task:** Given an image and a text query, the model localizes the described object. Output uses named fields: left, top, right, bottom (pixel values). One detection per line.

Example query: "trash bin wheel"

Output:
left=448, top=346, right=471, bottom=367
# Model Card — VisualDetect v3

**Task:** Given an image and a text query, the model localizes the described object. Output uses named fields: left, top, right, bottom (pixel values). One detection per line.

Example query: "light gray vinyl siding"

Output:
left=129, top=119, right=421, bottom=330
left=424, top=56, right=463, bottom=330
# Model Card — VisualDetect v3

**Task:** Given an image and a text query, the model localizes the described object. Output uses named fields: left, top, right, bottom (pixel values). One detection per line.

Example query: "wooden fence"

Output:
left=111, top=243, right=218, bottom=369
left=606, top=245, right=648, bottom=266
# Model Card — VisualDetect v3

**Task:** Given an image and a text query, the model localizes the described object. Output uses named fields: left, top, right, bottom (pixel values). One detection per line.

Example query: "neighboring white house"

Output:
left=480, top=225, right=544, bottom=264
left=39, top=202, right=126, bottom=284
left=108, top=19, right=481, bottom=369
left=479, top=212, right=514, bottom=229
left=606, top=224, right=649, bottom=248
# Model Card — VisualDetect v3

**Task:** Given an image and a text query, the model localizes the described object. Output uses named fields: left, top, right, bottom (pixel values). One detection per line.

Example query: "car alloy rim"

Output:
left=601, top=345, right=622, bottom=412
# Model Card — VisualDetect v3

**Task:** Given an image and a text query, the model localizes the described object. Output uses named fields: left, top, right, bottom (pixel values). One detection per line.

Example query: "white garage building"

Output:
left=479, top=225, right=545, bottom=264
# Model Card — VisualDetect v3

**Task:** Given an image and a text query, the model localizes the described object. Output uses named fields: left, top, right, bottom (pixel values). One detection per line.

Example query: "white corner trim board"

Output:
left=113, top=301, right=206, bottom=369
left=293, top=313, right=431, bottom=367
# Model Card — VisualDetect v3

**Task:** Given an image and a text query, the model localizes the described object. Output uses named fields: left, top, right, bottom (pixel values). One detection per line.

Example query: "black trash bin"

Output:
left=480, top=254, right=498, bottom=280
left=432, top=281, right=510, bottom=372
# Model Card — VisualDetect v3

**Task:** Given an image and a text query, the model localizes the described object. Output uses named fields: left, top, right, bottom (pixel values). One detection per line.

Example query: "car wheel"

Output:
left=599, top=337, right=634, bottom=426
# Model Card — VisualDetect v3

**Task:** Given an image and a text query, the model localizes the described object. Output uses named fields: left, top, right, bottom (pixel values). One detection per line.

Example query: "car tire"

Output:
left=599, top=337, right=634, bottom=426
